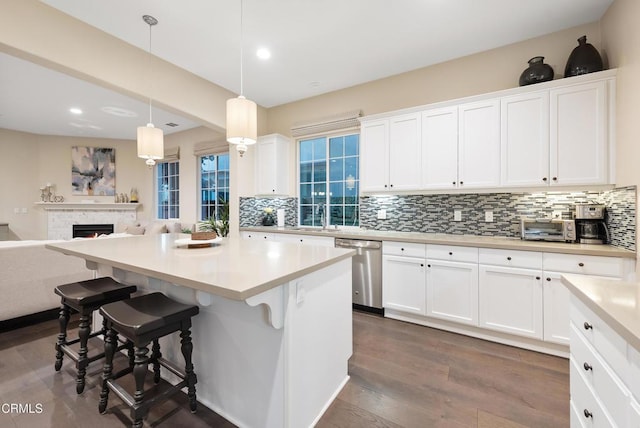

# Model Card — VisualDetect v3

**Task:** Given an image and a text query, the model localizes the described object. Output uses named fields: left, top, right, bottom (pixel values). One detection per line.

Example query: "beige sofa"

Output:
left=0, top=220, right=183, bottom=324
left=0, top=240, right=95, bottom=322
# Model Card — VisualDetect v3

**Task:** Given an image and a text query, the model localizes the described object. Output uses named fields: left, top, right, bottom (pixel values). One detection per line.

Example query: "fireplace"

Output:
left=72, top=224, right=114, bottom=238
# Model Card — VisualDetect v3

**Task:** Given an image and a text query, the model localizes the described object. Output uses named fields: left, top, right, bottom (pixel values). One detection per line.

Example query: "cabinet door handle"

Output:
left=546, top=277, right=551, bottom=281
left=578, top=262, right=584, bottom=267
left=583, top=409, right=593, bottom=419
left=384, top=184, right=388, bottom=188
left=401, top=248, right=404, bottom=251
left=552, top=177, right=558, bottom=181
left=584, top=322, right=593, bottom=330
left=583, top=362, right=593, bottom=371
left=420, top=263, right=424, bottom=267
left=507, top=256, right=512, bottom=261
left=390, top=184, right=394, bottom=188
left=449, top=252, right=453, bottom=256
left=427, top=264, right=431, bottom=268
left=542, top=177, right=547, bottom=182
left=535, top=276, right=541, bottom=280
left=460, top=181, right=464, bottom=185
left=452, top=181, right=456, bottom=185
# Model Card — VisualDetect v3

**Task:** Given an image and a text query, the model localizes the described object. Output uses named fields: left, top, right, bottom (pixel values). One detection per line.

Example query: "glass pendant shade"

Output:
left=137, top=123, right=164, bottom=166
left=226, top=95, right=257, bottom=155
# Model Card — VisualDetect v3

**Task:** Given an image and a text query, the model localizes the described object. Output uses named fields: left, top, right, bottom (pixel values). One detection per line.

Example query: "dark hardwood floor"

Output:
left=0, top=310, right=569, bottom=427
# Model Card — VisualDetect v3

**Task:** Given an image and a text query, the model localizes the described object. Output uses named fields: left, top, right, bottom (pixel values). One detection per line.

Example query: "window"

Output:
left=199, top=153, right=230, bottom=220
left=156, top=161, right=179, bottom=219
left=299, top=133, right=359, bottom=227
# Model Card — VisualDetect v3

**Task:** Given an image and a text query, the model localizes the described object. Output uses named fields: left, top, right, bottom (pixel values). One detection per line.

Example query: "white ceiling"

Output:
left=1, top=0, right=614, bottom=140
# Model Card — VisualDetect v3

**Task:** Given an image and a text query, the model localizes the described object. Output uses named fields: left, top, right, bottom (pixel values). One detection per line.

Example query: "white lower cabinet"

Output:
left=426, top=245, right=479, bottom=326
left=240, top=231, right=277, bottom=240
left=382, top=253, right=426, bottom=315
left=277, top=234, right=334, bottom=247
left=382, top=242, right=427, bottom=314
left=543, top=272, right=571, bottom=345
left=569, top=293, right=637, bottom=428
left=479, top=264, right=543, bottom=339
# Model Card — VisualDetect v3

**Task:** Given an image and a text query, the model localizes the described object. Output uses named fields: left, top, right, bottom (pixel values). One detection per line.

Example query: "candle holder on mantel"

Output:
left=39, top=184, right=64, bottom=202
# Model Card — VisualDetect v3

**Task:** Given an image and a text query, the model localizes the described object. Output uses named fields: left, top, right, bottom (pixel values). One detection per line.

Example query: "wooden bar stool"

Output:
left=98, top=292, right=199, bottom=428
left=54, top=277, right=137, bottom=393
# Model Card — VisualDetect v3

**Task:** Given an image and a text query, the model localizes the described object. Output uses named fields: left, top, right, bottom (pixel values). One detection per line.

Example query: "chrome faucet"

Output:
left=318, top=203, right=327, bottom=229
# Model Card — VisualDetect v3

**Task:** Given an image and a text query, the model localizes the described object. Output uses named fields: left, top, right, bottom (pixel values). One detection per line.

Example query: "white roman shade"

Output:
left=163, top=146, right=180, bottom=162
left=290, top=110, right=362, bottom=137
left=193, top=139, right=229, bottom=156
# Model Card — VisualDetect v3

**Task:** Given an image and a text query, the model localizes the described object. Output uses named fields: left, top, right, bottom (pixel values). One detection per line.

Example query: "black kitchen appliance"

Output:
left=574, top=203, right=610, bottom=245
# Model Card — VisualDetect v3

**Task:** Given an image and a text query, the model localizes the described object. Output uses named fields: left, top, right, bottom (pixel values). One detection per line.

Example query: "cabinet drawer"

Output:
left=479, top=248, right=542, bottom=269
left=383, top=241, right=426, bottom=258
left=570, top=357, right=615, bottom=428
left=426, top=244, right=478, bottom=263
left=570, top=295, right=628, bottom=381
left=543, top=253, right=624, bottom=277
left=627, top=345, right=640, bottom=402
left=570, top=324, right=630, bottom=427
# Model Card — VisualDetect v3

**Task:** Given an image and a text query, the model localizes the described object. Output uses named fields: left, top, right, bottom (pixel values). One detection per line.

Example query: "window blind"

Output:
left=290, top=110, right=361, bottom=138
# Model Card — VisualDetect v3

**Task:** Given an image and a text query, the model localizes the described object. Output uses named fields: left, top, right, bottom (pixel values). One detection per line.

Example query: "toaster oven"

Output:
left=520, top=217, right=576, bottom=242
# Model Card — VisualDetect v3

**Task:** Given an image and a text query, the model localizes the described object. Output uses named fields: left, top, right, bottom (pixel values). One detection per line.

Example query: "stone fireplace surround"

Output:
left=36, top=203, right=140, bottom=240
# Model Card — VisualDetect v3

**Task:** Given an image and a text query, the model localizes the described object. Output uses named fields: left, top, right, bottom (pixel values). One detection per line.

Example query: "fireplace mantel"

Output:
left=34, top=202, right=141, bottom=211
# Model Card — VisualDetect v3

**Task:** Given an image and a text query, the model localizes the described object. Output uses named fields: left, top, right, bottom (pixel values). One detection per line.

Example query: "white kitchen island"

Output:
left=46, top=233, right=355, bottom=428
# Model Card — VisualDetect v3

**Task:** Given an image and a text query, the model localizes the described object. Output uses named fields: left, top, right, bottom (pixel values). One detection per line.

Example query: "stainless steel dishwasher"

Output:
left=335, top=238, right=383, bottom=313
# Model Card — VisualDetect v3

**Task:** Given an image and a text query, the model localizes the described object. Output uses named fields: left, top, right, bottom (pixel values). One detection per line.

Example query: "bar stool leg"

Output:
left=76, top=313, right=91, bottom=394
left=54, top=304, right=70, bottom=371
left=127, top=341, right=135, bottom=368
left=151, top=339, right=162, bottom=384
left=99, top=327, right=117, bottom=415
left=180, top=327, right=197, bottom=413
left=132, top=345, right=150, bottom=428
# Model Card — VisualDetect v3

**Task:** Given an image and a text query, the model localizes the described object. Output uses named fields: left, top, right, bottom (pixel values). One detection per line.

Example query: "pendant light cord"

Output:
left=148, top=19, right=154, bottom=124
left=239, top=0, right=244, bottom=97
left=142, top=15, right=158, bottom=125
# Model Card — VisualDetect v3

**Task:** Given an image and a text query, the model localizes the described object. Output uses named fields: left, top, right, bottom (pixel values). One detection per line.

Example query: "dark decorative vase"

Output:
left=519, top=56, right=554, bottom=86
left=262, top=215, right=275, bottom=226
left=564, top=35, right=603, bottom=77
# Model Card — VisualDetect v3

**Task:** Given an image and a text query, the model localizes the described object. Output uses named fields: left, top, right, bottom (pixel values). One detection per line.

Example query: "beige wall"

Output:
left=0, top=128, right=152, bottom=239
left=601, top=0, right=640, bottom=270
left=267, top=23, right=602, bottom=136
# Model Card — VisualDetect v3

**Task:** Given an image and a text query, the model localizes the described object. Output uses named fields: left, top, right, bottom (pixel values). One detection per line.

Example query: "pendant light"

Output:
left=226, top=0, right=257, bottom=157
left=137, top=14, right=164, bottom=167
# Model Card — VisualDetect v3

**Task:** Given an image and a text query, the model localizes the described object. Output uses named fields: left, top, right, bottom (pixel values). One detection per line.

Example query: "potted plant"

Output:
left=197, top=199, right=230, bottom=237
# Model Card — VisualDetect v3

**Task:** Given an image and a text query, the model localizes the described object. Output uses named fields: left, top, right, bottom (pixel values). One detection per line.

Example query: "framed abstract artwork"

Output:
left=71, top=146, right=116, bottom=196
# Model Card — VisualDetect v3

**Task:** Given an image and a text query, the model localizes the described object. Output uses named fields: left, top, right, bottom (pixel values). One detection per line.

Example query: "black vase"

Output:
left=262, top=215, right=275, bottom=226
left=519, top=56, right=554, bottom=86
left=564, top=35, right=603, bottom=77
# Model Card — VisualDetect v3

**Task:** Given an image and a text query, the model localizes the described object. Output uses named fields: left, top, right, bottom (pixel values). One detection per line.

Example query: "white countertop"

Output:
left=241, top=226, right=636, bottom=258
left=562, top=274, right=640, bottom=351
left=46, top=234, right=355, bottom=301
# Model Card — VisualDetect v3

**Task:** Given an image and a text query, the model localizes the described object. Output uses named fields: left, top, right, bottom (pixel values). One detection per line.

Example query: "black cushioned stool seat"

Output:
left=54, top=277, right=137, bottom=394
left=98, top=292, right=199, bottom=428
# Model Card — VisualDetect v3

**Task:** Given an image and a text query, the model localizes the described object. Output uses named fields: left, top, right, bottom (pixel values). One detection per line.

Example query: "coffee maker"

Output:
left=574, top=203, right=610, bottom=244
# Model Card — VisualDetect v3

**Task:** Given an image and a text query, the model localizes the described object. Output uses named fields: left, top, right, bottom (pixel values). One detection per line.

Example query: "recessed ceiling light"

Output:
left=69, top=107, right=83, bottom=115
left=256, top=48, right=271, bottom=60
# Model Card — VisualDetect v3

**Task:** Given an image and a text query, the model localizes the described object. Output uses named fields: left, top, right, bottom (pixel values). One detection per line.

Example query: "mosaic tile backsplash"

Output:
left=239, top=197, right=298, bottom=227
left=240, top=186, right=636, bottom=251
left=360, top=187, right=636, bottom=251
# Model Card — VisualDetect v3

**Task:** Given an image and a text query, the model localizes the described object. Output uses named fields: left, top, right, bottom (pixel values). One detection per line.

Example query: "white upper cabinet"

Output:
left=255, top=134, right=290, bottom=196
left=389, top=113, right=422, bottom=191
left=501, top=91, right=550, bottom=187
left=550, top=80, right=608, bottom=186
left=360, top=119, right=389, bottom=192
left=422, top=106, right=458, bottom=189
left=360, top=70, right=615, bottom=193
left=458, top=99, right=501, bottom=189
left=361, top=113, right=421, bottom=192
